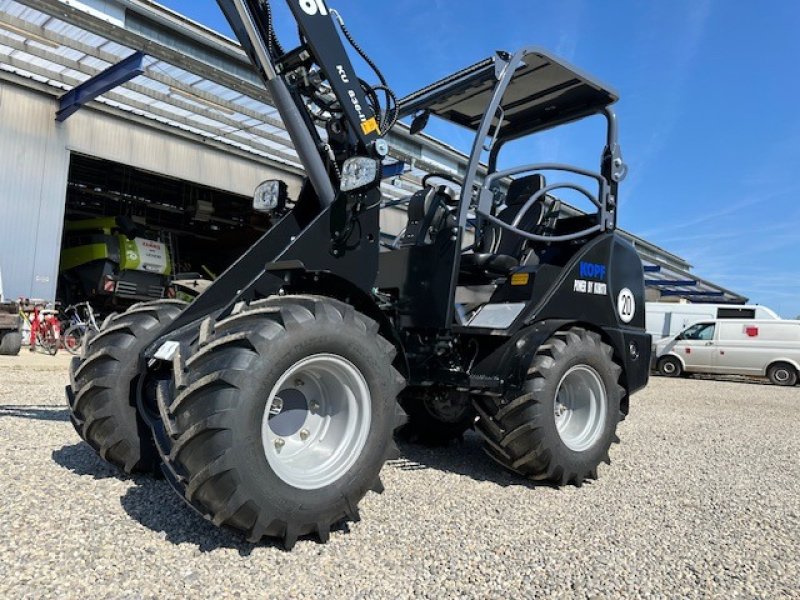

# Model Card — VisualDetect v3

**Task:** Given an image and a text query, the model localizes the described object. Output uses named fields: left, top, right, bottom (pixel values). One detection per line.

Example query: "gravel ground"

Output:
left=0, top=352, right=798, bottom=599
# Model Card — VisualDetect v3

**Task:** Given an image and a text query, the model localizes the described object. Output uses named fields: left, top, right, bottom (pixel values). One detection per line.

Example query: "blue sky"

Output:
left=160, top=0, right=800, bottom=318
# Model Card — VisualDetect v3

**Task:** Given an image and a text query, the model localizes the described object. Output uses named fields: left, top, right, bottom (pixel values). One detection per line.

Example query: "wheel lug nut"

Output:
left=310, top=401, right=320, bottom=412
left=274, top=438, right=285, bottom=449
left=295, top=379, right=304, bottom=387
left=299, top=429, right=310, bottom=441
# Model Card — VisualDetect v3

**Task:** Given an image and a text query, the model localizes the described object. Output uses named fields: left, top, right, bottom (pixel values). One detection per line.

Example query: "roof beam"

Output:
left=0, top=50, right=303, bottom=170
left=0, top=32, right=300, bottom=165
left=17, top=0, right=269, bottom=101
left=660, top=291, right=726, bottom=298
left=646, top=280, right=698, bottom=287
left=0, top=65, right=302, bottom=177
left=56, top=50, right=145, bottom=121
left=8, top=1, right=485, bottom=182
left=0, top=10, right=286, bottom=131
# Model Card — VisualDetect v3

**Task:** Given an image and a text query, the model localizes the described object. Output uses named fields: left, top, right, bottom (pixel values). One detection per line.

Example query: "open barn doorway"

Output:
left=57, top=153, right=273, bottom=313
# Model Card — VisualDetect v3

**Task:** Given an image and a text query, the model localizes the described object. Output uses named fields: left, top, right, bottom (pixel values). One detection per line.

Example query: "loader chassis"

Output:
left=66, top=0, right=650, bottom=549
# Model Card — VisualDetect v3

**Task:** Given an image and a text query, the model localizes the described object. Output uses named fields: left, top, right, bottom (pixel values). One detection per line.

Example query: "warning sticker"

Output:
left=511, top=273, right=530, bottom=286
left=361, top=117, right=379, bottom=135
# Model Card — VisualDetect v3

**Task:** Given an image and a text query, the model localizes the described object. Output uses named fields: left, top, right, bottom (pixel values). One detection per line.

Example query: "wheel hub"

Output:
left=261, top=354, right=372, bottom=490
left=554, top=365, right=608, bottom=453
left=267, top=389, right=308, bottom=437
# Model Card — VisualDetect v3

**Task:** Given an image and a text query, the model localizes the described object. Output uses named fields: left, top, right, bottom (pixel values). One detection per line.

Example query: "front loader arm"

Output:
left=217, top=0, right=385, bottom=170
left=284, top=1, right=383, bottom=149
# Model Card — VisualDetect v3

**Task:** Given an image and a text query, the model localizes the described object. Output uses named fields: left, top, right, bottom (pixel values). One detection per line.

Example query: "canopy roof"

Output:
left=399, top=49, right=619, bottom=140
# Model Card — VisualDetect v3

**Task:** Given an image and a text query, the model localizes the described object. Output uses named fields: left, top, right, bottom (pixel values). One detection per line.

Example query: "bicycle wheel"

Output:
left=38, top=330, right=58, bottom=356
left=63, top=324, right=86, bottom=355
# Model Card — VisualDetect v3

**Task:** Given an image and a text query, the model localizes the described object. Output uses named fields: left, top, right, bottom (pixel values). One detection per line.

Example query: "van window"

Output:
left=682, top=323, right=716, bottom=341
left=718, top=308, right=756, bottom=319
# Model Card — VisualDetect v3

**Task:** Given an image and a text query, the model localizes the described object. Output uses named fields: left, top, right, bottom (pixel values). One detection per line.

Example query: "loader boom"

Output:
left=217, top=0, right=389, bottom=204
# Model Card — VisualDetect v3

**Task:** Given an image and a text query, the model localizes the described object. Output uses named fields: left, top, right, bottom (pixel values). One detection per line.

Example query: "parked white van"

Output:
left=654, top=319, right=800, bottom=386
left=646, top=302, right=779, bottom=341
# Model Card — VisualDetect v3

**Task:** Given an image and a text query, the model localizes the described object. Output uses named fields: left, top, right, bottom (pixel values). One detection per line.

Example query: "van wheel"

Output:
left=658, top=356, right=682, bottom=378
left=768, top=363, right=798, bottom=387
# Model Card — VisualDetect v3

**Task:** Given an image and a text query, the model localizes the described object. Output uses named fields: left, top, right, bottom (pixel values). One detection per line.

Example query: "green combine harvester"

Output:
left=59, top=217, right=172, bottom=309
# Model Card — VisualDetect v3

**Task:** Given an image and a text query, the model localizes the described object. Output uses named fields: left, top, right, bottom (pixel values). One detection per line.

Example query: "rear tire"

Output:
left=0, top=331, right=22, bottom=356
left=658, top=355, right=682, bottom=378
left=398, top=387, right=475, bottom=445
left=768, top=363, right=798, bottom=387
left=67, top=300, right=186, bottom=473
left=63, top=324, right=86, bottom=355
left=152, top=295, right=406, bottom=549
left=474, top=327, right=624, bottom=486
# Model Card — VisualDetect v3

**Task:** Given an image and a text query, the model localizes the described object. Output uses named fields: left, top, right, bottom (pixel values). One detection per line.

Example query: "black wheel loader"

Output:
left=66, top=0, right=651, bottom=549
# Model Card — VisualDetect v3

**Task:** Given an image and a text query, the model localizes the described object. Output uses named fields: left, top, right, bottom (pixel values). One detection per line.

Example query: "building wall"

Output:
left=0, top=79, right=302, bottom=301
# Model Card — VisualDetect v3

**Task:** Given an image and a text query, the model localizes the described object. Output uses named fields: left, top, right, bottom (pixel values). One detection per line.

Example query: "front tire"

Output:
left=658, top=355, right=683, bottom=378
left=768, top=363, right=798, bottom=387
left=67, top=300, right=186, bottom=473
left=153, top=296, right=406, bottom=549
left=474, top=327, right=624, bottom=486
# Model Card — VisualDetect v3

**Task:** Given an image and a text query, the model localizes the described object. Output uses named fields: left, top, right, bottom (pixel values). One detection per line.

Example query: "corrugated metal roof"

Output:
left=0, top=0, right=303, bottom=171
left=0, top=0, right=471, bottom=201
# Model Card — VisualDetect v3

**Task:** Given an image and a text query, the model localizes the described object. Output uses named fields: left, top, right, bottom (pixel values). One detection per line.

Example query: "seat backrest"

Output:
left=481, top=174, right=546, bottom=257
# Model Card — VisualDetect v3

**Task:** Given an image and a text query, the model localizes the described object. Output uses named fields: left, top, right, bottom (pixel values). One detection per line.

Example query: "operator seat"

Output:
left=460, top=174, right=546, bottom=278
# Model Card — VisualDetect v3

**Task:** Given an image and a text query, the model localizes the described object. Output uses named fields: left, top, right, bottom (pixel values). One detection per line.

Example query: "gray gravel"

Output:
left=0, top=353, right=798, bottom=599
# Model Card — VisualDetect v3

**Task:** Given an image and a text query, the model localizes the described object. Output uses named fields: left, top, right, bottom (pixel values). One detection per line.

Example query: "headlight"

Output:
left=340, top=157, right=381, bottom=192
left=253, top=180, right=287, bottom=213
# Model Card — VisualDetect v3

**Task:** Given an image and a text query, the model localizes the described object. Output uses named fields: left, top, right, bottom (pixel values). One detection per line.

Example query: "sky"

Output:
left=159, top=0, right=800, bottom=318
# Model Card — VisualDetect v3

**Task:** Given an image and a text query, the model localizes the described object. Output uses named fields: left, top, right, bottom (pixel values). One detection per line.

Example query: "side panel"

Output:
left=471, top=233, right=650, bottom=396
left=527, top=233, right=650, bottom=394
left=376, top=235, right=459, bottom=329
left=527, top=233, right=647, bottom=332
left=714, top=321, right=800, bottom=376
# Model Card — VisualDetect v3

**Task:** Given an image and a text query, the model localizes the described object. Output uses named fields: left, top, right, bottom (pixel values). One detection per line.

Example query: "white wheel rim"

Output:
left=774, top=369, right=790, bottom=383
left=554, top=365, right=608, bottom=452
left=261, top=354, right=372, bottom=490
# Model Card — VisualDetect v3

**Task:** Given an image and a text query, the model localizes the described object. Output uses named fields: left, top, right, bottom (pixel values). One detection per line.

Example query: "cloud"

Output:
left=623, top=0, right=713, bottom=200
left=637, top=184, right=800, bottom=239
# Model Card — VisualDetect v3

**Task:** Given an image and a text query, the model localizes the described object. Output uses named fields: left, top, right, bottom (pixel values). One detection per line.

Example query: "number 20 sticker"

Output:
left=617, top=288, right=636, bottom=323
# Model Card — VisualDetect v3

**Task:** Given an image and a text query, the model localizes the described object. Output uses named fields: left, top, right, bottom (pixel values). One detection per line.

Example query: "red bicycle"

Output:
left=20, top=304, right=61, bottom=356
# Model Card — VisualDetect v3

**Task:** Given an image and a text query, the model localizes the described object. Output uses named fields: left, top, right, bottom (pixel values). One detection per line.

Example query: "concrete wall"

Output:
left=0, top=79, right=302, bottom=301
